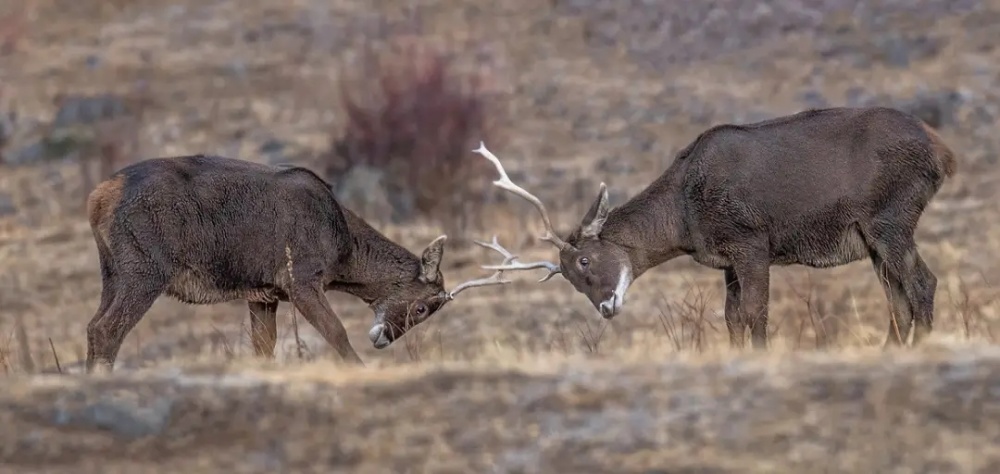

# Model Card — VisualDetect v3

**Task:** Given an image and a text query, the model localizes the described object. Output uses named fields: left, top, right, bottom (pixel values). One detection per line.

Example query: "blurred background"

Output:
left=0, top=0, right=997, bottom=372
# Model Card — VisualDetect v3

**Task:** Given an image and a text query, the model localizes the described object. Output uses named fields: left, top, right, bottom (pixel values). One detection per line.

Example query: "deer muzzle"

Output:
left=368, top=323, right=391, bottom=349
left=598, top=265, right=633, bottom=319
left=598, top=294, right=622, bottom=319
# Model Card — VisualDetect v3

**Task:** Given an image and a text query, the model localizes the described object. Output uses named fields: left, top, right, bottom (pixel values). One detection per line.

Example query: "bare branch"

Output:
left=472, top=141, right=572, bottom=251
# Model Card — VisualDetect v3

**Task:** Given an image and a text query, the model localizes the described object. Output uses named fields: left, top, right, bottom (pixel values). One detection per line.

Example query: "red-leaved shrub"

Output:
left=322, top=36, right=505, bottom=237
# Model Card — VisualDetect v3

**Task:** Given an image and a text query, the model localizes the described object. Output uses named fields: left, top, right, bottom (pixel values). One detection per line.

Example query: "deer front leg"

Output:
left=723, top=268, right=746, bottom=348
left=248, top=301, right=278, bottom=357
left=288, top=283, right=364, bottom=366
left=733, top=257, right=771, bottom=350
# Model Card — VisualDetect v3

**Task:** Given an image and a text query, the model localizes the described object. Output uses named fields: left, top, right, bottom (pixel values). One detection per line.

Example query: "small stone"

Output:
left=0, top=192, right=16, bottom=217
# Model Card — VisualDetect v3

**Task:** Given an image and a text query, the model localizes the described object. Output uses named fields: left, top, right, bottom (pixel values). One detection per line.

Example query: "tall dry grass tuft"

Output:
left=655, top=282, right=718, bottom=353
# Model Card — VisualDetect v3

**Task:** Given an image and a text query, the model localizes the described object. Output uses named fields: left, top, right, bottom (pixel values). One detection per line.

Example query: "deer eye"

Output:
left=578, top=256, right=590, bottom=268
left=414, top=303, right=427, bottom=315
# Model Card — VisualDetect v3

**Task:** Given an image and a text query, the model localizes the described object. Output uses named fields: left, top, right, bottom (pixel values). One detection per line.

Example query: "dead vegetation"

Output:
left=2, top=342, right=1000, bottom=473
left=320, top=34, right=506, bottom=238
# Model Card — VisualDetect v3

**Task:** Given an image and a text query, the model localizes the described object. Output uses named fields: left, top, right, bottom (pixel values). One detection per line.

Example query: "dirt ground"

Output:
left=0, top=0, right=999, bottom=471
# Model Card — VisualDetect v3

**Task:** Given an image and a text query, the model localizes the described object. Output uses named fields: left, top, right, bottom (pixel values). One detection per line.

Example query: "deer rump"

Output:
left=673, top=106, right=953, bottom=270
left=90, top=155, right=351, bottom=305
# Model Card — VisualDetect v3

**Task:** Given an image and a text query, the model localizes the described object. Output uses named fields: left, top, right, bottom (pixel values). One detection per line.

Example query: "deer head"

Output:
left=366, top=233, right=523, bottom=348
left=473, top=142, right=634, bottom=320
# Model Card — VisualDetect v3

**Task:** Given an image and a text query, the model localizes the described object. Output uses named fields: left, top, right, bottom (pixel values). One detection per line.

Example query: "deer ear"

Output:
left=580, top=183, right=609, bottom=239
left=419, top=235, right=447, bottom=283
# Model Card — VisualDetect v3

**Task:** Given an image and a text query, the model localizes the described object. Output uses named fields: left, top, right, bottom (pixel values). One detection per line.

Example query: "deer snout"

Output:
left=368, top=323, right=391, bottom=349
left=597, top=265, right=633, bottom=319
left=598, top=293, right=622, bottom=319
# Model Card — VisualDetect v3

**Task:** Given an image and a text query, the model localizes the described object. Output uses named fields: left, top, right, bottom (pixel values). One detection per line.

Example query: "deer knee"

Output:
left=87, top=317, right=107, bottom=344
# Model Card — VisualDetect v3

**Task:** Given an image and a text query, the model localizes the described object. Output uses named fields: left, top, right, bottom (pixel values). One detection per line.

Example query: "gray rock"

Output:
left=333, top=165, right=412, bottom=223
left=799, top=90, right=829, bottom=109
left=0, top=191, right=15, bottom=217
left=51, top=94, right=130, bottom=128
left=51, top=394, right=174, bottom=439
left=3, top=136, right=85, bottom=166
left=3, top=141, right=47, bottom=165
left=874, top=33, right=945, bottom=68
left=892, top=89, right=965, bottom=128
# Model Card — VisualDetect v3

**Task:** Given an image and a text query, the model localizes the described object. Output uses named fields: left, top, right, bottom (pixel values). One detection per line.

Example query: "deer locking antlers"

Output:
left=469, top=141, right=566, bottom=283
left=443, top=234, right=561, bottom=300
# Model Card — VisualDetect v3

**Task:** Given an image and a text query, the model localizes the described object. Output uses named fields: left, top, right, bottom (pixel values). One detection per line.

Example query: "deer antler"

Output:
left=480, top=257, right=561, bottom=283
left=473, top=142, right=573, bottom=252
left=445, top=236, right=516, bottom=300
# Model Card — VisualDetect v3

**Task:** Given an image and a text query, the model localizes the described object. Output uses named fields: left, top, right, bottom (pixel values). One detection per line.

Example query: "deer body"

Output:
left=478, top=106, right=957, bottom=349
left=85, top=155, right=511, bottom=372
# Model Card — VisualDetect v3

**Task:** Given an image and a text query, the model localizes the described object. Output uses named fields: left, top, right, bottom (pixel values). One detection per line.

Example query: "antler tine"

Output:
left=476, top=235, right=562, bottom=283
left=470, top=236, right=561, bottom=282
left=445, top=236, right=516, bottom=300
left=473, top=142, right=572, bottom=251
left=481, top=260, right=561, bottom=283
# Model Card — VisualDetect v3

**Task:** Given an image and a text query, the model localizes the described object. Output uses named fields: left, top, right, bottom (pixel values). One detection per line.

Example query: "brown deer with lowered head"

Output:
left=84, top=154, right=517, bottom=372
left=476, top=106, right=958, bottom=349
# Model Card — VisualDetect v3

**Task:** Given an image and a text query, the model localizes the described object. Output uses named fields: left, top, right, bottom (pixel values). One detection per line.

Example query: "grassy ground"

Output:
left=2, top=342, right=1000, bottom=473
left=0, top=0, right=999, bottom=471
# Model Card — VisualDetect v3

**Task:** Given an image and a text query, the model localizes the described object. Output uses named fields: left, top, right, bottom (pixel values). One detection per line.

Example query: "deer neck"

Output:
left=601, top=180, right=692, bottom=278
left=326, top=211, right=420, bottom=304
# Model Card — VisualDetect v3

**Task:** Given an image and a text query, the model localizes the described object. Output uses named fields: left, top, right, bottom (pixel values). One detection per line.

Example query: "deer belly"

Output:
left=165, top=269, right=279, bottom=304
left=771, top=224, right=869, bottom=268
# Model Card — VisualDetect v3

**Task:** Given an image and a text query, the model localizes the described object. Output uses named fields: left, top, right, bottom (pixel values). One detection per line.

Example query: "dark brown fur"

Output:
left=84, top=154, right=455, bottom=371
left=533, top=106, right=957, bottom=348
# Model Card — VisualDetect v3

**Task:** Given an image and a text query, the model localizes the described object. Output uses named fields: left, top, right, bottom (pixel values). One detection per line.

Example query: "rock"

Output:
left=259, top=139, right=286, bottom=154
left=844, top=87, right=878, bottom=107
left=0, top=191, right=15, bottom=217
left=892, top=89, right=965, bottom=128
left=596, top=155, right=636, bottom=174
left=84, top=54, right=101, bottom=70
left=0, top=107, right=14, bottom=145
left=51, top=393, right=174, bottom=439
left=4, top=130, right=100, bottom=166
left=799, top=90, right=829, bottom=109
left=258, top=138, right=289, bottom=165
left=873, top=33, right=945, bottom=68
left=332, top=165, right=412, bottom=223
left=51, top=94, right=130, bottom=128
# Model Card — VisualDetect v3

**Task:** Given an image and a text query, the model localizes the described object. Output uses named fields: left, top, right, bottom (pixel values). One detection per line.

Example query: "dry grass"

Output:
left=2, top=342, right=1000, bottom=472
left=0, top=0, right=999, bottom=471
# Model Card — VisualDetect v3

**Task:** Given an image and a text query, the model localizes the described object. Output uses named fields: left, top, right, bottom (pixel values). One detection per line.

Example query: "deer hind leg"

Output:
left=248, top=301, right=278, bottom=357
left=869, top=252, right=914, bottom=347
left=85, top=272, right=165, bottom=373
left=900, top=249, right=937, bottom=345
left=288, top=282, right=364, bottom=365
left=723, top=268, right=746, bottom=348
left=865, top=218, right=936, bottom=346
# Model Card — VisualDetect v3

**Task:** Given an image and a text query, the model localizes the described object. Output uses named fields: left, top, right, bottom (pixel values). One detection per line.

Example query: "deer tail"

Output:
left=920, top=121, right=957, bottom=179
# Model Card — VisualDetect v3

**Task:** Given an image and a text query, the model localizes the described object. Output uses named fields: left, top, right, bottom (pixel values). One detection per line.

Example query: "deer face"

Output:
left=560, top=184, right=633, bottom=320
left=367, top=236, right=450, bottom=349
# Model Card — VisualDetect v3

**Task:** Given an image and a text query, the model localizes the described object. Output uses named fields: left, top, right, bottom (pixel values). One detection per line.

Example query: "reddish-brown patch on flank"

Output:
left=920, top=121, right=958, bottom=178
left=86, top=174, right=125, bottom=244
